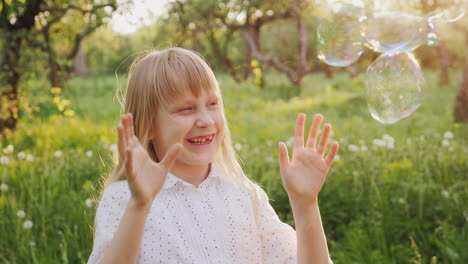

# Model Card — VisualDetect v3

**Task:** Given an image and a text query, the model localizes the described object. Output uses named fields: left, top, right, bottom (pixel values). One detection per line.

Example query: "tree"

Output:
left=0, top=0, right=117, bottom=134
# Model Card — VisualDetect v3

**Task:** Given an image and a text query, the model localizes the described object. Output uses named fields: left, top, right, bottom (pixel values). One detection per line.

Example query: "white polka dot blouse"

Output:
left=88, top=164, right=332, bottom=263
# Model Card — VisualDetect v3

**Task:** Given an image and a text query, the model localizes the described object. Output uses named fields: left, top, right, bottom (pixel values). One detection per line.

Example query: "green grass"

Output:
left=0, top=70, right=467, bottom=263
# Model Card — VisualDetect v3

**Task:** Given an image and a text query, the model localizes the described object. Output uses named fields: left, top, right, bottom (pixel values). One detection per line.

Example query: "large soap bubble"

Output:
left=366, top=52, right=425, bottom=124
left=316, top=1, right=364, bottom=67
left=361, top=11, right=430, bottom=53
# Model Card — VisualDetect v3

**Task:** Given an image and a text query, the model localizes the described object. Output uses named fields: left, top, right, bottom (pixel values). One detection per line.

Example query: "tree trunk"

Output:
left=454, top=63, right=468, bottom=123
left=0, top=34, right=22, bottom=134
left=73, top=44, right=88, bottom=77
left=437, top=44, right=451, bottom=86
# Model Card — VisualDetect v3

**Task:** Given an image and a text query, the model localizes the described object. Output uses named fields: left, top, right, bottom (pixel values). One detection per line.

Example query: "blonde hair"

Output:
left=102, top=47, right=257, bottom=193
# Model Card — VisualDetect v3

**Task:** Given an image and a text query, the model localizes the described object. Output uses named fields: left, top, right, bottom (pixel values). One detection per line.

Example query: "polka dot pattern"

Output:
left=88, top=164, right=329, bottom=263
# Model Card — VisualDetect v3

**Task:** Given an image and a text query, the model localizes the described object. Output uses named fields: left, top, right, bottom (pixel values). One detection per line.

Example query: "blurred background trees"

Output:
left=1, top=0, right=468, bottom=135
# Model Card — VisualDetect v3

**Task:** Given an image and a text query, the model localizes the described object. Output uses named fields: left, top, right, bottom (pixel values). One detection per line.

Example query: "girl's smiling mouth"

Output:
left=186, top=134, right=215, bottom=145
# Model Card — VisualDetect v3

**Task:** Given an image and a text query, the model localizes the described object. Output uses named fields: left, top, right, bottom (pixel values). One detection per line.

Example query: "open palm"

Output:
left=118, top=113, right=181, bottom=206
left=278, top=113, right=339, bottom=204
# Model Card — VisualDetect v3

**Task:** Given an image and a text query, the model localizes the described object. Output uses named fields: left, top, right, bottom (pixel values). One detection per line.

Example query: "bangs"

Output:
left=153, top=49, right=219, bottom=109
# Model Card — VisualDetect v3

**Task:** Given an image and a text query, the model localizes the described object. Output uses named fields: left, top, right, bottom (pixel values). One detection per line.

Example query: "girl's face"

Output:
left=152, top=88, right=224, bottom=167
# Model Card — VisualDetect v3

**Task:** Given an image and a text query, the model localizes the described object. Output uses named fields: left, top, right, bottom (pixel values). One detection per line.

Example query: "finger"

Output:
left=317, top=123, right=332, bottom=157
left=306, top=114, right=323, bottom=149
left=128, top=113, right=135, bottom=137
left=159, top=143, right=182, bottom=170
left=125, top=148, right=134, bottom=180
left=278, top=142, right=290, bottom=178
left=293, top=113, right=306, bottom=150
left=117, top=124, right=126, bottom=159
left=325, top=141, right=339, bottom=168
left=124, top=113, right=133, bottom=142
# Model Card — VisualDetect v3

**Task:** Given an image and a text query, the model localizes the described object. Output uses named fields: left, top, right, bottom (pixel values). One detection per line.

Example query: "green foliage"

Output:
left=0, top=71, right=467, bottom=263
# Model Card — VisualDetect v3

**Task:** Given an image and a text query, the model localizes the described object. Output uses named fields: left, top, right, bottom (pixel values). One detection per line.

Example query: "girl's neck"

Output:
left=169, top=161, right=211, bottom=187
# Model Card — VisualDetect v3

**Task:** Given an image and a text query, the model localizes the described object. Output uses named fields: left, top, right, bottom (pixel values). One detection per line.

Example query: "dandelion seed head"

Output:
left=441, top=190, right=450, bottom=198
left=17, top=210, right=26, bottom=219
left=372, top=139, right=387, bottom=147
left=0, top=156, right=10, bottom=165
left=442, top=139, right=450, bottom=147
left=85, top=198, right=93, bottom=208
left=444, top=131, right=454, bottom=139
left=109, top=144, right=117, bottom=153
left=3, top=144, right=14, bottom=154
left=23, top=220, right=33, bottom=229
left=17, top=151, right=26, bottom=160
left=54, top=150, right=63, bottom=158
left=348, top=144, right=359, bottom=152
left=234, top=143, right=242, bottom=151
left=26, top=154, right=34, bottom=162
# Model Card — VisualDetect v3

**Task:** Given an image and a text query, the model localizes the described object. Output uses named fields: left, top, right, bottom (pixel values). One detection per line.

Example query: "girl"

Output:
left=88, top=47, right=339, bottom=264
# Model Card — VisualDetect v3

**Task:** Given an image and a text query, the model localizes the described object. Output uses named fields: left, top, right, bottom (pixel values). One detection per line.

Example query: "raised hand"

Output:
left=278, top=113, right=339, bottom=205
left=118, top=113, right=182, bottom=207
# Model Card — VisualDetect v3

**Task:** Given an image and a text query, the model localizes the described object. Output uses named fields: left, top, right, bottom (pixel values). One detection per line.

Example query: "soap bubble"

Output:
left=361, top=11, right=429, bottom=53
left=316, top=1, right=364, bottom=67
left=366, top=52, right=425, bottom=124
left=426, top=32, right=442, bottom=46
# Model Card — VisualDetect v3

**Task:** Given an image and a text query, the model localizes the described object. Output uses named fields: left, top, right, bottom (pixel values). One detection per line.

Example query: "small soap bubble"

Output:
left=361, top=11, right=429, bottom=53
left=426, top=32, right=441, bottom=46
left=316, top=1, right=364, bottom=67
left=366, top=52, right=425, bottom=124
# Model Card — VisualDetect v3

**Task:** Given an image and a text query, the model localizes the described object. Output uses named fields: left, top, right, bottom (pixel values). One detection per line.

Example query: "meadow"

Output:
left=0, top=70, right=467, bottom=264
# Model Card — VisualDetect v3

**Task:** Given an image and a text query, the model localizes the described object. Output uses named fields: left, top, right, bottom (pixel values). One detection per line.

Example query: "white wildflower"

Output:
left=17, top=210, right=26, bottom=219
left=397, top=198, right=406, bottom=204
left=109, top=144, right=118, bottom=152
left=372, top=139, right=387, bottom=147
left=30, top=241, right=36, bottom=247
left=441, top=190, right=450, bottom=198
left=382, top=134, right=394, bottom=143
left=17, top=151, right=26, bottom=160
left=348, top=144, right=359, bottom=152
left=3, top=144, right=14, bottom=154
left=265, top=140, right=273, bottom=146
left=444, top=131, right=454, bottom=139
left=387, top=142, right=395, bottom=149
left=86, top=151, right=93, bottom=157
left=23, top=220, right=33, bottom=229
left=0, top=183, right=8, bottom=192
left=26, top=154, right=34, bottom=162
left=442, top=139, right=450, bottom=147
left=85, top=198, right=93, bottom=208
left=334, top=154, right=340, bottom=161
left=234, top=143, right=242, bottom=151
left=406, top=138, right=412, bottom=145
left=360, top=145, right=368, bottom=151
left=352, top=171, right=359, bottom=176
left=0, top=156, right=10, bottom=165
left=420, top=135, right=425, bottom=141
left=54, top=150, right=63, bottom=158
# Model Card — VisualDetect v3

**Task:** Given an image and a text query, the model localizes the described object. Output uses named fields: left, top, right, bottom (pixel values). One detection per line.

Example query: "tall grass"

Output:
left=0, top=71, right=466, bottom=263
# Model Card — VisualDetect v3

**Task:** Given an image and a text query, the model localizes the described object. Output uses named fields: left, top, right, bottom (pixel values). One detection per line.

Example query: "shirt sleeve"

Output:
left=254, top=184, right=334, bottom=264
left=87, top=182, right=129, bottom=264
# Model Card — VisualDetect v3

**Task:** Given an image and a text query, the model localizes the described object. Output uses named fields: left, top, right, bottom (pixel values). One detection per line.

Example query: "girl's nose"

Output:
left=196, top=111, right=215, bottom=127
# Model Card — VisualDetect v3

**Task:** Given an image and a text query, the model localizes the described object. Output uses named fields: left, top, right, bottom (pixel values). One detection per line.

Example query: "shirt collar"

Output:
left=162, top=163, right=222, bottom=189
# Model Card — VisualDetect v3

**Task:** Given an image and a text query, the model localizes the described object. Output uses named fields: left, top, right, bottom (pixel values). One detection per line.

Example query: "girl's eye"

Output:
left=179, top=107, right=193, bottom=112
left=209, top=102, right=218, bottom=106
